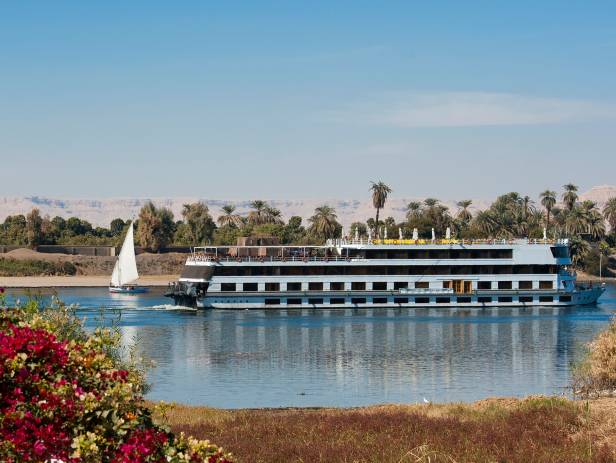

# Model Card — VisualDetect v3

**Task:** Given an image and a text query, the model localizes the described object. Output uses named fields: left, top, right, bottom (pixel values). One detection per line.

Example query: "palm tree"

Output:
left=264, top=206, right=284, bottom=224
left=540, top=190, right=557, bottom=230
left=217, top=204, right=243, bottom=228
left=473, top=210, right=496, bottom=237
left=370, top=181, right=392, bottom=237
left=456, top=200, right=473, bottom=223
left=247, top=200, right=268, bottom=225
left=562, top=183, right=578, bottom=211
left=522, top=196, right=534, bottom=218
left=565, top=207, right=588, bottom=236
left=405, top=201, right=423, bottom=221
left=603, top=197, right=616, bottom=234
left=424, top=198, right=439, bottom=208
left=569, top=236, right=590, bottom=267
left=587, top=209, right=606, bottom=240
left=308, top=205, right=340, bottom=242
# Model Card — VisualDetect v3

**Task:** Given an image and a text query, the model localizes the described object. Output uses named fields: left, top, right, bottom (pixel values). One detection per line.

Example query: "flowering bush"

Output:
left=0, top=297, right=232, bottom=462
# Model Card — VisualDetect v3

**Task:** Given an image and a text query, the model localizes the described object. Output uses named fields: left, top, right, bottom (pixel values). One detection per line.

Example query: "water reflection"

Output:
left=4, top=285, right=616, bottom=407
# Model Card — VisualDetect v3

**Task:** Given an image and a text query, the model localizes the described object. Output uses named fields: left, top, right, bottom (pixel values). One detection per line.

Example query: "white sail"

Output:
left=110, top=223, right=139, bottom=286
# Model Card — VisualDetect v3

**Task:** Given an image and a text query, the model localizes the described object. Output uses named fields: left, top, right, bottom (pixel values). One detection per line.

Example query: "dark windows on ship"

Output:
left=415, top=282, right=429, bottom=289
left=456, top=296, right=471, bottom=303
left=351, top=297, right=366, bottom=304
left=518, top=281, right=533, bottom=290
left=265, top=298, right=280, bottom=305
left=519, top=296, right=534, bottom=303
left=308, top=282, right=323, bottom=291
left=286, top=282, right=301, bottom=291
left=414, top=297, right=429, bottom=304
left=539, top=296, right=554, bottom=303
left=550, top=247, right=569, bottom=258
left=372, top=282, right=387, bottom=291
left=330, top=282, right=345, bottom=291
left=265, top=283, right=280, bottom=292
left=243, top=283, right=258, bottom=291
left=394, top=297, right=409, bottom=304
left=478, top=296, right=492, bottom=303
left=330, top=298, right=345, bottom=305
left=221, top=283, right=236, bottom=292
left=287, top=298, right=302, bottom=305
left=498, top=296, right=513, bottom=303
left=498, top=281, right=512, bottom=290
left=308, top=298, right=323, bottom=305
left=363, top=249, right=513, bottom=259
left=539, top=281, right=554, bottom=289
left=478, top=281, right=492, bottom=290
left=351, top=282, right=366, bottom=291
left=559, top=295, right=572, bottom=303
left=394, top=282, right=408, bottom=290
left=436, top=297, right=450, bottom=304
left=373, top=297, right=388, bottom=304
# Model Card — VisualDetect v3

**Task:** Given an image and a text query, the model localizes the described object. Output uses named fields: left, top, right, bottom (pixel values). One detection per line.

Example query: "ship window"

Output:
left=351, top=297, right=366, bottom=304
left=436, top=297, right=450, bottom=304
left=286, top=282, right=301, bottom=291
left=330, top=282, right=344, bottom=291
left=478, top=296, right=492, bottom=303
left=550, top=247, right=569, bottom=258
left=415, top=282, right=429, bottom=289
left=498, top=281, right=512, bottom=290
left=287, top=298, right=302, bottom=305
left=352, top=282, right=366, bottom=290
left=414, top=297, right=429, bottom=304
left=309, top=282, right=323, bottom=291
left=265, top=298, right=280, bottom=305
left=559, top=295, right=572, bottom=302
left=539, top=296, right=553, bottom=302
left=478, top=281, right=492, bottom=290
left=518, top=281, right=532, bottom=289
left=308, top=298, right=323, bottom=305
left=372, top=282, right=387, bottom=291
left=456, top=296, right=471, bottom=303
left=394, top=297, right=408, bottom=304
left=373, top=297, right=388, bottom=304
left=242, top=283, right=258, bottom=291
left=498, top=296, right=513, bottom=303
left=330, top=298, right=345, bottom=305
left=265, top=283, right=280, bottom=291
left=394, top=282, right=408, bottom=290
left=519, top=296, right=533, bottom=303
left=221, top=283, right=236, bottom=292
left=539, top=281, right=553, bottom=289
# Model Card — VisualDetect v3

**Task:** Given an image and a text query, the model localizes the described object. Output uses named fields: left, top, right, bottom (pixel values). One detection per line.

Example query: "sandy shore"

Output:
left=0, top=275, right=178, bottom=288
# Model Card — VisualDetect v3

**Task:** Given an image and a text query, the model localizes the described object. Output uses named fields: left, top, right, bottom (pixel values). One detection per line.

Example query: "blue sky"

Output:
left=1, top=1, right=615, bottom=200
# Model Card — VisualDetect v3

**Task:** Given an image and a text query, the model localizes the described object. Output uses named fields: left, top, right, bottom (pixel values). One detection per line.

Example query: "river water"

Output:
left=4, top=285, right=616, bottom=408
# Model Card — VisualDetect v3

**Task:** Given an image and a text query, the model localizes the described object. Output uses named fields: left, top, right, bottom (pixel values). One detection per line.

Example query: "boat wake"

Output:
left=141, top=304, right=198, bottom=312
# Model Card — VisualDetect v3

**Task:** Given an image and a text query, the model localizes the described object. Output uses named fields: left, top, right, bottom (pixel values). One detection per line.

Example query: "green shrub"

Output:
left=0, top=258, right=77, bottom=276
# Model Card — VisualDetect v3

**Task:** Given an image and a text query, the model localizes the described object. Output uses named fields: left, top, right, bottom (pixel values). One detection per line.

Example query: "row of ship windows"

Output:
left=219, top=280, right=554, bottom=292
left=257, top=295, right=571, bottom=305
left=211, top=265, right=558, bottom=277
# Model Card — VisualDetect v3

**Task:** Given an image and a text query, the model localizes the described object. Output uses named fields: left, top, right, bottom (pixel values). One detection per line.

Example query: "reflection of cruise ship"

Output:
left=166, top=237, right=605, bottom=309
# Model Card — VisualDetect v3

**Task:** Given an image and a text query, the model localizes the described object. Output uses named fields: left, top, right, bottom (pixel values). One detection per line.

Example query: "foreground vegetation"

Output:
left=0, top=297, right=232, bottom=462
left=155, top=397, right=614, bottom=463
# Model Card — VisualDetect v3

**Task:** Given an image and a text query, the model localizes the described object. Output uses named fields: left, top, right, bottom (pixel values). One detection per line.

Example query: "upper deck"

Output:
left=186, top=238, right=570, bottom=265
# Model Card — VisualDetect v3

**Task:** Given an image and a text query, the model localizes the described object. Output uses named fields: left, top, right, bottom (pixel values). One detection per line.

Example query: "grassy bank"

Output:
left=152, top=397, right=616, bottom=463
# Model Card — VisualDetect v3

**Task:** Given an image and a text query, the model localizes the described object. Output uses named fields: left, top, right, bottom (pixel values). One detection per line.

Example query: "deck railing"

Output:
left=328, top=238, right=569, bottom=246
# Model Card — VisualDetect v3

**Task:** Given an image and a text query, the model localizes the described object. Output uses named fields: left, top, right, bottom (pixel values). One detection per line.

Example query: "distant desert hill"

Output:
left=0, top=185, right=614, bottom=228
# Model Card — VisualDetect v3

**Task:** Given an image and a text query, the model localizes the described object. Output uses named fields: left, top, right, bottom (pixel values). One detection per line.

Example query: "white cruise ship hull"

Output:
left=195, top=286, right=604, bottom=309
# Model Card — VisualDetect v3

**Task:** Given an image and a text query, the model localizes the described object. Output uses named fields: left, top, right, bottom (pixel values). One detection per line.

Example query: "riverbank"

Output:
left=0, top=274, right=178, bottom=288
left=154, top=397, right=616, bottom=462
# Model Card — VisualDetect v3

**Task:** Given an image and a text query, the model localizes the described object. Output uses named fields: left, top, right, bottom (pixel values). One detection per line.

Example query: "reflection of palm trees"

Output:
left=370, top=181, right=391, bottom=237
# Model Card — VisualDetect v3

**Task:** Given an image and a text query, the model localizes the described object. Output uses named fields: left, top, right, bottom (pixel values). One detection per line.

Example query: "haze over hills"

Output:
left=0, top=185, right=614, bottom=228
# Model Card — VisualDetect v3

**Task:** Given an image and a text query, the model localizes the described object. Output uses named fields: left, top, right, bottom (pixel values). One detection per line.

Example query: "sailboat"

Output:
left=109, top=223, right=148, bottom=294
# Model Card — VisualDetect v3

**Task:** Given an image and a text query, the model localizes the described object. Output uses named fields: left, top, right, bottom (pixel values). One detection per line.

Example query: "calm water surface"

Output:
left=5, top=285, right=616, bottom=408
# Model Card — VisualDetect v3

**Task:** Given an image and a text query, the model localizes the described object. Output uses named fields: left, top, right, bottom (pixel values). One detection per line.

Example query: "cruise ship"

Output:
left=166, top=236, right=605, bottom=309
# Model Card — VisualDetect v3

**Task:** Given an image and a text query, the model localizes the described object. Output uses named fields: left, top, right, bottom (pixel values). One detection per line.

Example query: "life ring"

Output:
left=303, top=256, right=309, bottom=263
left=236, top=256, right=242, bottom=263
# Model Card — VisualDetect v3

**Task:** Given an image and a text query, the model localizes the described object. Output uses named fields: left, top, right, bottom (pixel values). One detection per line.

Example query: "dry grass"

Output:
left=150, top=397, right=616, bottom=463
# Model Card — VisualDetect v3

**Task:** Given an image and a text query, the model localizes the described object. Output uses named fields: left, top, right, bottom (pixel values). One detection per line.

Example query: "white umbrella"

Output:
left=413, top=228, right=418, bottom=240
left=543, top=227, right=547, bottom=240
left=384, top=228, right=388, bottom=239
left=368, top=228, right=373, bottom=241
left=355, top=228, right=359, bottom=241
left=431, top=228, right=435, bottom=241
left=399, top=228, right=403, bottom=240
left=446, top=227, right=451, bottom=239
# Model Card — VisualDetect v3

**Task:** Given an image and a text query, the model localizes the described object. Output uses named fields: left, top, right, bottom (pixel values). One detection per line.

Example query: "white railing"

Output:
left=328, top=238, right=569, bottom=246
left=399, top=287, right=454, bottom=295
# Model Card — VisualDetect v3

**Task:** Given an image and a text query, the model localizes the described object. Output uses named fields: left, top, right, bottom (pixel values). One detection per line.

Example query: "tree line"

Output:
left=1, top=182, right=615, bottom=274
